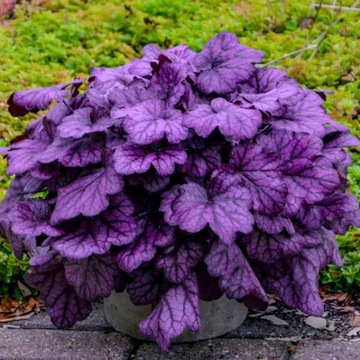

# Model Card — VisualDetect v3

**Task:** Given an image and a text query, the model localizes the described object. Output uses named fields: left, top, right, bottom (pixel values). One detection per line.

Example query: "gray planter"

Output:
left=104, top=291, right=248, bottom=342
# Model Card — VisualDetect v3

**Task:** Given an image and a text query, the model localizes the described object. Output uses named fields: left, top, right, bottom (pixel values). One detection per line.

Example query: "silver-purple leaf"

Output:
left=236, top=68, right=300, bottom=114
left=6, top=139, right=48, bottom=176
left=161, top=182, right=254, bottom=244
left=241, top=227, right=322, bottom=263
left=12, top=199, right=62, bottom=237
left=7, top=80, right=81, bottom=117
left=156, top=238, right=204, bottom=283
left=114, top=143, right=187, bottom=176
left=51, top=159, right=123, bottom=224
left=57, top=107, right=116, bottom=138
left=194, top=32, right=263, bottom=94
left=127, top=267, right=169, bottom=306
left=149, top=62, right=188, bottom=106
left=229, top=142, right=287, bottom=215
left=116, top=219, right=174, bottom=272
left=38, top=134, right=104, bottom=168
left=260, top=228, right=342, bottom=316
left=53, top=194, right=137, bottom=259
left=254, top=214, right=295, bottom=235
left=205, top=241, right=267, bottom=305
left=64, top=254, right=120, bottom=301
left=179, top=144, right=221, bottom=178
left=25, top=259, right=92, bottom=328
left=183, top=98, right=262, bottom=141
left=139, top=272, right=200, bottom=351
left=282, top=157, right=340, bottom=216
left=121, top=99, right=188, bottom=145
left=269, top=90, right=342, bottom=136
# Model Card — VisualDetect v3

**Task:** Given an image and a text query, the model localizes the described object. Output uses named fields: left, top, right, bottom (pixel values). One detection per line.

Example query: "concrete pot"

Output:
left=104, top=291, right=248, bottom=342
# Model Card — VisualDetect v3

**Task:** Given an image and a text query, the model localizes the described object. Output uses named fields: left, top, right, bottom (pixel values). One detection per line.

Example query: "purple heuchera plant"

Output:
left=1, top=32, right=360, bottom=350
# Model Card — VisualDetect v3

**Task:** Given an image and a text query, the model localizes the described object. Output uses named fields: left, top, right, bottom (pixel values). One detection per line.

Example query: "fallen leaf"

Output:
left=338, top=293, right=349, bottom=302
left=0, top=296, right=44, bottom=323
left=349, top=312, right=360, bottom=328
left=340, top=306, right=355, bottom=313
left=17, top=281, right=32, bottom=297
left=0, top=312, right=34, bottom=323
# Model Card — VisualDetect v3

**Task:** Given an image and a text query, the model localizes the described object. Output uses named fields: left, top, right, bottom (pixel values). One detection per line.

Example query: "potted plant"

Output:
left=0, top=32, right=359, bottom=351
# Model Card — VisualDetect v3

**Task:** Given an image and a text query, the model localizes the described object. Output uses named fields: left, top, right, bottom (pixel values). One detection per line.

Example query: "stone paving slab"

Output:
left=134, top=339, right=292, bottom=360
left=0, top=329, right=134, bottom=360
left=291, top=340, right=360, bottom=360
left=5, top=303, right=112, bottom=332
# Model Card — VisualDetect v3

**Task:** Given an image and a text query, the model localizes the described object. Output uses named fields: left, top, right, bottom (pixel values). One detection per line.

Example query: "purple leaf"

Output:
left=127, top=169, right=170, bottom=192
left=282, top=157, right=340, bottom=216
left=184, top=98, right=262, bottom=141
left=127, top=267, right=169, bottom=306
left=114, top=143, right=187, bottom=176
left=116, top=219, right=174, bottom=272
left=269, top=90, right=342, bottom=136
left=53, top=194, right=137, bottom=259
left=236, top=68, right=300, bottom=114
left=12, top=199, right=63, bottom=237
left=7, top=80, right=82, bottom=117
left=37, top=134, right=104, bottom=168
left=260, top=228, right=342, bottom=316
left=64, top=254, right=120, bottom=301
left=205, top=241, right=267, bottom=305
left=149, top=62, right=188, bottom=106
left=6, top=139, right=48, bottom=176
left=25, top=259, right=92, bottom=328
left=57, top=108, right=116, bottom=138
left=179, top=144, right=221, bottom=178
left=262, top=129, right=323, bottom=163
left=297, top=193, right=360, bottom=233
left=161, top=182, right=254, bottom=244
left=89, top=63, right=144, bottom=91
left=241, top=227, right=322, bottom=263
left=51, top=158, right=123, bottom=224
left=129, top=44, right=196, bottom=78
left=322, top=130, right=360, bottom=163
left=229, top=142, right=287, bottom=215
left=241, top=68, right=288, bottom=93
left=109, top=87, right=157, bottom=115
left=194, top=32, right=263, bottom=94
left=116, top=232, right=157, bottom=272
left=139, top=272, right=200, bottom=351
left=120, top=99, right=188, bottom=145
left=0, top=219, right=26, bottom=259
left=45, top=102, right=73, bottom=126
left=254, top=214, right=295, bottom=235
left=156, top=237, right=204, bottom=283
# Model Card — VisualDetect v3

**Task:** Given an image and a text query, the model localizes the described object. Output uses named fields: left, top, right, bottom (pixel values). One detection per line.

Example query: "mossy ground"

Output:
left=0, top=0, right=359, bottom=296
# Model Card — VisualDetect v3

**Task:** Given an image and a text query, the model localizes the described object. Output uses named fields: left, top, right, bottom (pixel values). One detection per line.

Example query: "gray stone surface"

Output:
left=0, top=329, right=134, bottom=360
left=224, top=317, right=333, bottom=340
left=7, top=302, right=112, bottom=332
left=134, top=339, right=291, bottom=360
left=291, top=340, right=360, bottom=360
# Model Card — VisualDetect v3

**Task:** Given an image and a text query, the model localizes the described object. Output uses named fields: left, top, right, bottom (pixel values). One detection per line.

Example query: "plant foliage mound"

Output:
left=0, top=32, right=359, bottom=350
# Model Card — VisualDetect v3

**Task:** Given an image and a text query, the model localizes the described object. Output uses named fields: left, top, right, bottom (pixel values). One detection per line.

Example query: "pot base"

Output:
left=104, top=291, right=248, bottom=342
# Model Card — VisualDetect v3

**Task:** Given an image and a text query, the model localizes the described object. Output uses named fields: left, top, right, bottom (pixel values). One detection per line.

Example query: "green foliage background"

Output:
left=0, top=0, right=359, bottom=297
